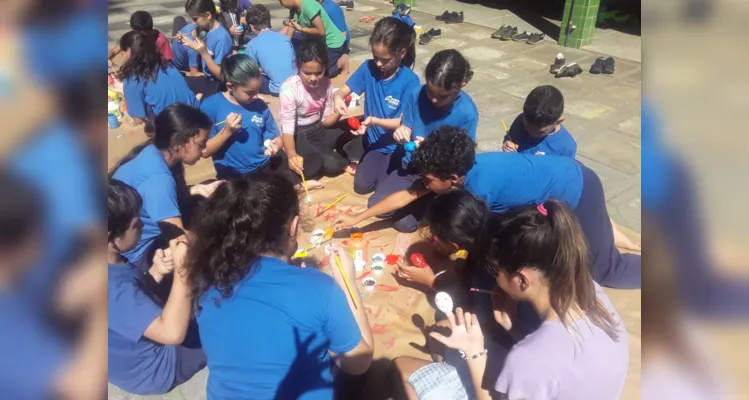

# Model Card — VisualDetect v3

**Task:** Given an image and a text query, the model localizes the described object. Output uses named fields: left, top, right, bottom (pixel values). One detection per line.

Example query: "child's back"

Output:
left=506, top=113, right=577, bottom=157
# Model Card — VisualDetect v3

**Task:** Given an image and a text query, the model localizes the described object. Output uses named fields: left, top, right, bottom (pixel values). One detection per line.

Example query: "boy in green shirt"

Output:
left=279, top=0, right=348, bottom=77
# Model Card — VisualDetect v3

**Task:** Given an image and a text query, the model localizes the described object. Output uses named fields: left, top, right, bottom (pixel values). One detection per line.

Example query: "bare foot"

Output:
left=611, top=218, right=641, bottom=252
left=338, top=54, right=351, bottom=75
left=344, top=162, right=358, bottom=176
left=296, top=180, right=324, bottom=193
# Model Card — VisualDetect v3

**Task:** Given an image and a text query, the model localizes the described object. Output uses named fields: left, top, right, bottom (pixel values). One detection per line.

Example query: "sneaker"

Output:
left=394, top=3, right=410, bottom=15
left=589, top=57, right=605, bottom=74
left=549, top=53, right=565, bottom=74
left=491, top=25, right=509, bottom=39
left=499, top=26, right=517, bottom=40
left=436, top=10, right=450, bottom=21
left=337, top=0, right=353, bottom=8
left=445, top=11, right=464, bottom=24
left=526, top=32, right=544, bottom=44
left=555, top=62, right=583, bottom=78
left=511, top=31, right=530, bottom=41
left=427, top=28, right=442, bottom=37
left=602, top=57, right=615, bottom=74
left=419, top=33, right=433, bottom=45
left=346, top=1, right=354, bottom=10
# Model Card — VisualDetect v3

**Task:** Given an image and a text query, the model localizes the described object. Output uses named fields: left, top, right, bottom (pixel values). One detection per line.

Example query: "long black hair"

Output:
left=421, top=189, right=489, bottom=254
left=108, top=103, right=212, bottom=179
left=185, top=0, right=218, bottom=18
left=425, top=49, right=473, bottom=91
left=369, top=17, right=416, bottom=69
left=186, top=173, right=300, bottom=309
left=296, top=37, right=329, bottom=73
left=108, top=179, right=143, bottom=243
left=117, top=30, right=169, bottom=82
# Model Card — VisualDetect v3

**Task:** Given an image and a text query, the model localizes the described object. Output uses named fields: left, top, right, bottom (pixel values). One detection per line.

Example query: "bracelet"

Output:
left=434, top=270, right=447, bottom=278
left=460, top=349, right=488, bottom=360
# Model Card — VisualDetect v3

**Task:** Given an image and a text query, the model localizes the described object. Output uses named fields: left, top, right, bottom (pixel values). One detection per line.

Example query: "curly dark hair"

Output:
left=186, top=173, right=300, bottom=309
left=117, top=30, right=169, bottom=83
left=245, top=4, right=271, bottom=30
left=411, top=126, right=476, bottom=180
left=296, top=37, right=329, bottom=73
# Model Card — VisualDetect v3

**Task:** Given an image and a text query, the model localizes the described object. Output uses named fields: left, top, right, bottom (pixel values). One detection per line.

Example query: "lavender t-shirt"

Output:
left=494, top=285, right=629, bottom=400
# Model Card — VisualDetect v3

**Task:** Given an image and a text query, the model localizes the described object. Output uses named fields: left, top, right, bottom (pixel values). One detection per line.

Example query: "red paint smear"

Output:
left=383, top=337, right=396, bottom=350
left=357, top=271, right=371, bottom=280
left=385, top=254, right=401, bottom=265
left=374, top=306, right=384, bottom=319
left=375, top=284, right=399, bottom=292
left=371, top=324, right=388, bottom=335
left=367, top=235, right=381, bottom=241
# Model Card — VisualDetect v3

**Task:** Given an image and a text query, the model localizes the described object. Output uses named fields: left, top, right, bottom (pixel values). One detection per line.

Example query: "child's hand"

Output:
left=187, top=37, right=208, bottom=54
left=395, top=257, right=436, bottom=287
left=393, top=125, right=412, bottom=144
left=328, top=245, right=356, bottom=284
left=502, top=140, right=518, bottom=152
left=264, top=140, right=279, bottom=156
left=491, top=290, right=518, bottom=333
left=334, top=95, right=349, bottom=116
left=288, top=19, right=303, bottom=31
left=229, top=25, right=241, bottom=37
left=190, top=180, right=225, bottom=198
left=354, top=116, right=373, bottom=135
left=152, top=248, right=175, bottom=277
left=225, top=112, right=243, bottom=132
left=331, top=214, right=358, bottom=230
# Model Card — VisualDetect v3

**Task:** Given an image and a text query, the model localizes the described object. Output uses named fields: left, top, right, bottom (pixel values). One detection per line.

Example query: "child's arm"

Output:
left=194, top=40, right=222, bottom=78
left=321, top=83, right=342, bottom=127
left=332, top=182, right=430, bottom=229
left=290, top=14, right=326, bottom=37
left=203, top=113, right=242, bottom=157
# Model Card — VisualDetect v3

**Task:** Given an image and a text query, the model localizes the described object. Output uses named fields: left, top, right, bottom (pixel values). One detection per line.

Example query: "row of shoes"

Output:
left=418, top=28, right=442, bottom=45
left=435, top=10, right=464, bottom=24
left=549, top=54, right=616, bottom=78
left=491, top=25, right=544, bottom=44
left=336, top=0, right=354, bottom=10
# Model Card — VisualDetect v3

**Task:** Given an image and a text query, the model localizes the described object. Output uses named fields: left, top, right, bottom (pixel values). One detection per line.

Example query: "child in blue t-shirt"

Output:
left=107, top=179, right=206, bottom=395
left=332, top=17, right=420, bottom=196
left=244, top=4, right=297, bottom=95
left=362, top=49, right=478, bottom=232
left=503, top=85, right=577, bottom=158
left=172, top=0, right=233, bottom=97
left=118, top=31, right=198, bottom=134
left=319, top=0, right=351, bottom=73
left=200, top=54, right=287, bottom=180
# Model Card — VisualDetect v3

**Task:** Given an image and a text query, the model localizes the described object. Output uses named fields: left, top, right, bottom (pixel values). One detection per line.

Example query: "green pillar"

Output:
left=558, top=0, right=600, bottom=48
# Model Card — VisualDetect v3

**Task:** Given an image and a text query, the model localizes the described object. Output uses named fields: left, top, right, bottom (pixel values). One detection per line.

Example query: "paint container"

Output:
left=108, top=114, right=121, bottom=129
left=108, top=89, right=121, bottom=103
left=354, top=259, right=366, bottom=273
left=108, top=101, right=121, bottom=118
left=324, top=243, right=334, bottom=255
left=372, top=253, right=386, bottom=264
left=236, top=25, right=245, bottom=33
left=310, top=229, right=326, bottom=245
left=404, top=141, right=416, bottom=152
left=237, top=48, right=247, bottom=55
left=371, top=262, right=385, bottom=275
left=362, top=277, right=376, bottom=291
left=346, top=232, right=369, bottom=264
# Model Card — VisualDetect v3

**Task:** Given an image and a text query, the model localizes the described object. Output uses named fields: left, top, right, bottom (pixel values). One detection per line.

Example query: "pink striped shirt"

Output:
left=279, top=75, right=334, bottom=135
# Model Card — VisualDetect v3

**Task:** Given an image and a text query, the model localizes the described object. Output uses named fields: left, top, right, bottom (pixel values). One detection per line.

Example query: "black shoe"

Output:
left=555, top=62, right=583, bottom=78
left=526, top=32, right=544, bottom=44
left=589, top=57, right=605, bottom=74
left=491, top=25, right=509, bottom=39
left=602, top=57, right=615, bottom=74
left=346, top=1, right=354, bottom=10
left=499, top=26, right=517, bottom=40
left=511, top=31, right=529, bottom=41
left=427, top=28, right=441, bottom=37
left=419, top=33, right=432, bottom=45
left=436, top=10, right=450, bottom=21
left=549, top=53, right=565, bottom=74
left=445, top=11, right=464, bottom=24
left=337, top=0, right=353, bottom=8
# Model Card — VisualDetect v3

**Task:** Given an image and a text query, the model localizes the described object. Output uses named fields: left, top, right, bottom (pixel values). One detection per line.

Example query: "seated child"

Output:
left=118, top=31, right=199, bottom=132
left=280, top=37, right=363, bottom=181
left=218, top=0, right=251, bottom=50
left=319, top=0, right=351, bottom=73
left=332, top=17, right=420, bottom=197
left=108, top=11, right=174, bottom=65
left=503, top=85, right=577, bottom=158
left=279, top=0, right=348, bottom=77
left=107, top=179, right=206, bottom=395
left=172, top=0, right=233, bottom=97
left=200, top=54, right=296, bottom=182
left=245, top=4, right=297, bottom=96
left=394, top=200, right=629, bottom=400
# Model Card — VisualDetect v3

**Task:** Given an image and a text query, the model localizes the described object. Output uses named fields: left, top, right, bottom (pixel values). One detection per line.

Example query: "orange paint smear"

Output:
left=371, top=324, right=388, bottom=335
left=375, top=284, right=399, bottom=292
left=383, top=337, right=396, bottom=350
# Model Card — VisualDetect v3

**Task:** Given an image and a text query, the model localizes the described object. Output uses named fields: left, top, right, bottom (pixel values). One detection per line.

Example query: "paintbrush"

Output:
left=316, top=192, right=350, bottom=218
left=215, top=119, right=227, bottom=126
left=335, top=255, right=358, bottom=309
left=298, top=158, right=311, bottom=203
left=501, top=119, right=518, bottom=150
left=469, top=288, right=494, bottom=295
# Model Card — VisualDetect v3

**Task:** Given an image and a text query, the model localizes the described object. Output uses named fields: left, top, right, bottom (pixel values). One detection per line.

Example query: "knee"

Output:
left=393, top=217, right=418, bottom=233
left=353, top=175, right=375, bottom=195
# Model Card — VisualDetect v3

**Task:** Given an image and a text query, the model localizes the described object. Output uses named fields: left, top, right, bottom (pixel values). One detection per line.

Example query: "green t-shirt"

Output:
left=292, top=0, right=345, bottom=49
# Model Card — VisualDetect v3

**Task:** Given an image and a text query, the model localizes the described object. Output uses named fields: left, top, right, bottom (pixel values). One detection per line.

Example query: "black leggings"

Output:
left=214, top=151, right=304, bottom=186
left=172, top=16, right=221, bottom=97
left=295, top=122, right=363, bottom=180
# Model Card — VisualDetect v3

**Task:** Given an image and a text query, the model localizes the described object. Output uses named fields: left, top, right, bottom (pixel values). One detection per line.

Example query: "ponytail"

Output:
left=477, top=199, right=621, bottom=341
left=221, top=54, right=262, bottom=88
left=185, top=0, right=218, bottom=18
left=369, top=17, right=416, bottom=69
left=425, top=49, right=473, bottom=91
left=117, top=30, right=168, bottom=82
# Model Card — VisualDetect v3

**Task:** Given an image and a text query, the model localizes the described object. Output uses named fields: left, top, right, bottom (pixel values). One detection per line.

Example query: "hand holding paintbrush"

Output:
left=501, top=119, right=519, bottom=152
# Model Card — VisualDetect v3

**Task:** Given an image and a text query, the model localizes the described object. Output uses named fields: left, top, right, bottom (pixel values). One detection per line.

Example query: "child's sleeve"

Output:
left=400, top=88, right=418, bottom=129
left=279, top=83, right=297, bottom=135
left=123, top=79, right=147, bottom=119
left=199, top=99, right=221, bottom=138
left=263, top=107, right=281, bottom=140
left=188, top=47, right=200, bottom=69
left=302, top=1, right=323, bottom=26
left=322, top=279, right=362, bottom=355
left=345, top=62, right=368, bottom=95
left=208, top=34, right=233, bottom=77
left=464, top=103, right=479, bottom=141
left=323, top=82, right=334, bottom=118
left=566, top=140, right=578, bottom=158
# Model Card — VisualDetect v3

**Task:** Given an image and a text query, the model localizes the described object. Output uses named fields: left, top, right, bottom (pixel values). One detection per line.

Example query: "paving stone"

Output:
left=460, top=46, right=507, bottom=61
left=577, top=129, right=642, bottom=176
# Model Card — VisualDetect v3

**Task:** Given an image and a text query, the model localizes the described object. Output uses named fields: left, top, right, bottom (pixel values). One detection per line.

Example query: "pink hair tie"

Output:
left=537, top=203, right=548, bottom=216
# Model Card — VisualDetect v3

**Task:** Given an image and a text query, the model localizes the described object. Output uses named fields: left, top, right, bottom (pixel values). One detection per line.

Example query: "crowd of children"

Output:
left=107, top=2, right=639, bottom=399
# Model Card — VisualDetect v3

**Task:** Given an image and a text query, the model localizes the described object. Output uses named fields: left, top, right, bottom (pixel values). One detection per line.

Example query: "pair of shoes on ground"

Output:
left=590, top=56, right=615, bottom=74
left=491, top=26, right=544, bottom=44
left=549, top=53, right=616, bottom=78
left=394, top=3, right=411, bottom=16
left=419, top=28, right=442, bottom=45
left=435, top=10, right=464, bottom=24
left=336, top=0, right=354, bottom=10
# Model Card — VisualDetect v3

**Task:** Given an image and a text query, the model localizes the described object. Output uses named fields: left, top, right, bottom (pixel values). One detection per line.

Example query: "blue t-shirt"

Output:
left=108, top=264, right=177, bottom=395
left=171, top=23, right=200, bottom=72
left=506, top=114, right=577, bottom=158
left=322, top=0, right=350, bottom=47
left=112, top=145, right=181, bottom=265
left=347, top=61, right=421, bottom=153
left=463, top=152, right=584, bottom=213
left=123, top=66, right=198, bottom=119
left=202, top=25, right=233, bottom=80
left=200, top=93, right=280, bottom=174
left=245, top=30, right=297, bottom=94
left=197, top=257, right=362, bottom=400
left=401, top=86, right=479, bottom=164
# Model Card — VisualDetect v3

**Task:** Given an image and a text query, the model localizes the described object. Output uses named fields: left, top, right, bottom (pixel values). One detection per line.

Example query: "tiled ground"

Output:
left=108, top=1, right=641, bottom=398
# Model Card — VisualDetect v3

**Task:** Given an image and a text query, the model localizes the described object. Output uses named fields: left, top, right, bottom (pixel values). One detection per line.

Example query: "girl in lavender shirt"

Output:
left=394, top=199, right=629, bottom=400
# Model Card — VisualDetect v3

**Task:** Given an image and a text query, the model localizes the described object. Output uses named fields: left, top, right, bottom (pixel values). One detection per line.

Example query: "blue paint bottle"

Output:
left=108, top=114, right=120, bottom=129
